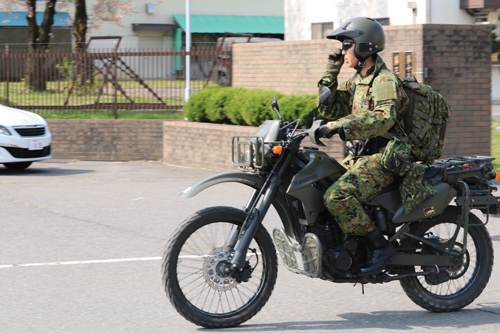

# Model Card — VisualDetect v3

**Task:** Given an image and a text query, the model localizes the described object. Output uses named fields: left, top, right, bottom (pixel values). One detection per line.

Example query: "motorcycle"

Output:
left=161, top=93, right=500, bottom=328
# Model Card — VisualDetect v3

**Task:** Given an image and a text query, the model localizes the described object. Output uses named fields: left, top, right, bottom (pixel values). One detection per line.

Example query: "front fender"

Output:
left=180, top=171, right=301, bottom=241
left=180, top=172, right=265, bottom=198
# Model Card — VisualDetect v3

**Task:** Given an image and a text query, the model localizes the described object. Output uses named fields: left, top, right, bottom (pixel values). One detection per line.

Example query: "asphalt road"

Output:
left=1, top=160, right=500, bottom=332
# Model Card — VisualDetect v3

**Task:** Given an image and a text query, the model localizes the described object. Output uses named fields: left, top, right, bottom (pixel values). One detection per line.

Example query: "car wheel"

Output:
left=3, top=162, right=33, bottom=170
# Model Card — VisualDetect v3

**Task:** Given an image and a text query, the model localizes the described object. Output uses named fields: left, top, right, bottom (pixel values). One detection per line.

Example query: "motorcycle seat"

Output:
left=424, top=165, right=443, bottom=181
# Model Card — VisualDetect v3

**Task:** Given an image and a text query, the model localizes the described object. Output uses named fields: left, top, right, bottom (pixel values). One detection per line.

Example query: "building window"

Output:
left=311, top=22, right=333, bottom=40
left=375, top=17, right=390, bottom=26
left=475, top=11, right=489, bottom=24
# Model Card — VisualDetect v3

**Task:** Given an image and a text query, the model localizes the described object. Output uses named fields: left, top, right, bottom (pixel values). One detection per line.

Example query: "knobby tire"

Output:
left=161, top=206, right=278, bottom=328
left=399, top=207, right=493, bottom=312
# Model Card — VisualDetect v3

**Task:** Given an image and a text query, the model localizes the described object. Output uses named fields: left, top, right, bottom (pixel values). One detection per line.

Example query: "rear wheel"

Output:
left=162, top=206, right=278, bottom=328
left=400, top=207, right=493, bottom=312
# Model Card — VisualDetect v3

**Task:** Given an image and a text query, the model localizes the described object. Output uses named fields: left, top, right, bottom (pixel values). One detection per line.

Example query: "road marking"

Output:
left=0, top=257, right=162, bottom=269
left=0, top=253, right=260, bottom=269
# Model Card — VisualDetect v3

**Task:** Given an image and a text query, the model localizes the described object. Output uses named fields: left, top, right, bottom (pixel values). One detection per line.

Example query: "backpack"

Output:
left=389, top=75, right=450, bottom=163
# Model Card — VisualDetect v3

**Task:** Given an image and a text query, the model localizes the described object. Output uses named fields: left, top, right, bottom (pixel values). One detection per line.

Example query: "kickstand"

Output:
left=353, top=283, right=365, bottom=295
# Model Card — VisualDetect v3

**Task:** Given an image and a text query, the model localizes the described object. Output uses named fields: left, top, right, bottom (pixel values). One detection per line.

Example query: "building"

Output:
left=0, top=11, right=72, bottom=49
left=82, top=0, right=284, bottom=50
left=285, top=0, right=500, bottom=100
left=1, top=1, right=284, bottom=49
left=285, top=0, right=499, bottom=40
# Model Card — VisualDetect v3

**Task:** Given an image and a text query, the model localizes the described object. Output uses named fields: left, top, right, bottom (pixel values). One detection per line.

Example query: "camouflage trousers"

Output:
left=323, top=153, right=396, bottom=236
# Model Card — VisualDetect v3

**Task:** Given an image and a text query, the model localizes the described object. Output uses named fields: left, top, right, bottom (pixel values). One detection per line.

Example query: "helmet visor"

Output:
left=326, top=21, right=364, bottom=41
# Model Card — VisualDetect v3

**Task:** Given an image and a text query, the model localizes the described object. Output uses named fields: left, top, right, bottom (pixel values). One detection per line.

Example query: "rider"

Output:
left=316, top=17, right=409, bottom=276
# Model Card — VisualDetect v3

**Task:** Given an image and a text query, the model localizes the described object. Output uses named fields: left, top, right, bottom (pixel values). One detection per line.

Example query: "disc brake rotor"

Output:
left=446, top=243, right=470, bottom=279
left=203, top=247, right=238, bottom=291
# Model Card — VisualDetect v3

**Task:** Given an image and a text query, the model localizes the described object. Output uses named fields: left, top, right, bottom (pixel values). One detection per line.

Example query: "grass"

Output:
left=492, top=120, right=500, bottom=171
left=0, top=80, right=206, bottom=107
left=38, top=110, right=186, bottom=120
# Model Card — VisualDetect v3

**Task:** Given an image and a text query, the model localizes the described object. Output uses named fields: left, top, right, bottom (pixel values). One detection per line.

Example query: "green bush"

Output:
left=186, top=86, right=318, bottom=127
left=185, top=85, right=223, bottom=122
left=239, top=89, right=284, bottom=126
left=204, top=87, right=233, bottom=123
left=279, top=93, right=317, bottom=128
left=223, top=87, right=247, bottom=125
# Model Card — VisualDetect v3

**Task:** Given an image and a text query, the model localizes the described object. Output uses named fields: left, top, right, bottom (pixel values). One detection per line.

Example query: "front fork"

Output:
left=228, top=140, right=299, bottom=273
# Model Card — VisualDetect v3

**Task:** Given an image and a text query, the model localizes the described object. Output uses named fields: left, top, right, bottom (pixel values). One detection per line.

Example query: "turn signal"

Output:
left=272, top=145, right=283, bottom=155
left=494, top=172, right=500, bottom=180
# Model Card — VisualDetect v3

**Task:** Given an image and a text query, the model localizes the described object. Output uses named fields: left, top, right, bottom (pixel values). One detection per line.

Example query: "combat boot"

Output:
left=359, top=227, right=396, bottom=276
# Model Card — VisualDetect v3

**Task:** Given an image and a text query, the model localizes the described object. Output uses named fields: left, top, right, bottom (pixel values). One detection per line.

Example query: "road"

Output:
left=1, top=160, right=500, bottom=332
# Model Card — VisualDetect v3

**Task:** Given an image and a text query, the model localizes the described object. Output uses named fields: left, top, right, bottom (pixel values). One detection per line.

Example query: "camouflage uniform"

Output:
left=318, top=55, right=409, bottom=235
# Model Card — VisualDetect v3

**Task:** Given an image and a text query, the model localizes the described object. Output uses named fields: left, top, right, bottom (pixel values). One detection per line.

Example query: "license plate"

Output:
left=28, top=138, right=43, bottom=150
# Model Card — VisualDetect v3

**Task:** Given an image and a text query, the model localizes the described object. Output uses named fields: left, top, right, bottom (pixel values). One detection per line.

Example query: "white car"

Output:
left=0, top=104, right=52, bottom=170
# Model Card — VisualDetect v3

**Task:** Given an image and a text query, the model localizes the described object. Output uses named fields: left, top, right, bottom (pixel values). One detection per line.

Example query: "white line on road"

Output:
left=0, top=253, right=259, bottom=269
left=0, top=257, right=162, bottom=269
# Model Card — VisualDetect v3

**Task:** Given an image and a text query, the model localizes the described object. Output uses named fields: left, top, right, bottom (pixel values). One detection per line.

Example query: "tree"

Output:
left=73, top=0, right=88, bottom=51
left=89, top=0, right=134, bottom=31
left=25, top=0, right=58, bottom=91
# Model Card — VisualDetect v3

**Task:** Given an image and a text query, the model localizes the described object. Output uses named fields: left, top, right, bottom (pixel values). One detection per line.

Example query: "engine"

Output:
left=306, top=212, right=367, bottom=277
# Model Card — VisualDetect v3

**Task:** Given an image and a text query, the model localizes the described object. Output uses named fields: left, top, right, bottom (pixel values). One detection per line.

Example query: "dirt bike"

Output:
left=161, top=94, right=500, bottom=329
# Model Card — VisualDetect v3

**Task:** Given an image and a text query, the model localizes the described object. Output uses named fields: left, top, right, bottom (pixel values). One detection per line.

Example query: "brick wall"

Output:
left=422, top=25, right=491, bottom=157
left=232, top=24, right=492, bottom=158
left=46, top=119, right=344, bottom=171
left=47, top=119, right=165, bottom=161
left=162, top=121, right=345, bottom=171
left=163, top=121, right=255, bottom=170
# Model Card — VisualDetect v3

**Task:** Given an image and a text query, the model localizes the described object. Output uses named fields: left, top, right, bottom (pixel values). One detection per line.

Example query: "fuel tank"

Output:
left=287, top=148, right=345, bottom=225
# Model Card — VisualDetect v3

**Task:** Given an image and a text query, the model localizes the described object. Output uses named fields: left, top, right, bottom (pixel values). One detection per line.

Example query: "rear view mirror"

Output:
left=319, top=87, right=334, bottom=107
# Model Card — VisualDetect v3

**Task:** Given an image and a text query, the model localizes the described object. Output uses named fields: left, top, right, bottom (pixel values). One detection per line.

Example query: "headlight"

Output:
left=0, top=125, right=12, bottom=136
left=237, top=141, right=253, bottom=167
left=232, top=136, right=264, bottom=170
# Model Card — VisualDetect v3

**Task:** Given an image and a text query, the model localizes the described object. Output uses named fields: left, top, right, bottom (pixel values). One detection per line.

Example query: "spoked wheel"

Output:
left=162, top=206, right=278, bottom=328
left=400, top=207, right=494, bottom=312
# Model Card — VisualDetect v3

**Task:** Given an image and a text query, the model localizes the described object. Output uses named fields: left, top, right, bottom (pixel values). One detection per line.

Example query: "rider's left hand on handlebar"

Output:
left=317, top=121, right=342, bottom=139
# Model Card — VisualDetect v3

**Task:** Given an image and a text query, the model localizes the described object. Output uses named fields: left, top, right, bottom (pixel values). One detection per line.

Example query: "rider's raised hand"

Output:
left=326, top=49, right=344, bottom=76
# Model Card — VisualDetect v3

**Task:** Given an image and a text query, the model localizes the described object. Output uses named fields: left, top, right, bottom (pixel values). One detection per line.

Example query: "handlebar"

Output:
left=308, top=119, right=326, bottom=146
left=281, top=119, right=326, bottom=147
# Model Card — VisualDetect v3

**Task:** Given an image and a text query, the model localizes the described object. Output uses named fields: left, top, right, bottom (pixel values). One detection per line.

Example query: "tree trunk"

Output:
left=25, top=0, right=57, bottom=92
left=73, top=0, right=91, bottom=91
left=73, top=0, right=88, bottom=51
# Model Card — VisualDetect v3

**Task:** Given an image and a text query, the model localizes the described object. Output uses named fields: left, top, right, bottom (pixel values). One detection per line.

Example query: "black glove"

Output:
left=326, top=49, right=344, bottom=76
left=317, top=122, right=341, bottom=139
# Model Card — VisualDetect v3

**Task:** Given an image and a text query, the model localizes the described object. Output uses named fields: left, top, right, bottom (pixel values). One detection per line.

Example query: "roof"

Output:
left=0, top=12, right=72, bottom=27
left=173, top=15, right=284, bottom=34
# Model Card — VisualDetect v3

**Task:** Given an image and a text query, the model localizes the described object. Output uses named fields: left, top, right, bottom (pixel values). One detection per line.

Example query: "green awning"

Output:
left=173, top=15, right=284, bottom=34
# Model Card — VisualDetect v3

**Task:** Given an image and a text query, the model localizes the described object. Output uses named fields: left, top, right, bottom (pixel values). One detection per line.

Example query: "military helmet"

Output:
left=327, top=17, right=385, bottom=61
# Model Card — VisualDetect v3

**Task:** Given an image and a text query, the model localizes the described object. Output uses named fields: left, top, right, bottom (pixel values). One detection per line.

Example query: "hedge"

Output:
left=185, top=85, right=317, bottom=128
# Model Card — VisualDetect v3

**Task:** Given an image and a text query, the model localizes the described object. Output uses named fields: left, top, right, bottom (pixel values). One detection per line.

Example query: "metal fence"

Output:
left=0, top=46, right=231, bottom=114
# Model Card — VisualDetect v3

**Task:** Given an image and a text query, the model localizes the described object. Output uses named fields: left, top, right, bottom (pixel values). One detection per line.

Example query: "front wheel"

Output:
left=3, top=162, right=32, bottom=170
left=162, top=206, right=278, bottom=328
left=400, top=207, right=494, bottom=312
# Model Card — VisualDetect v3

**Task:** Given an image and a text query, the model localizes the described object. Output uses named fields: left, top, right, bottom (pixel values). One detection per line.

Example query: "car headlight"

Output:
left=0, top=125, right=12, bottom=136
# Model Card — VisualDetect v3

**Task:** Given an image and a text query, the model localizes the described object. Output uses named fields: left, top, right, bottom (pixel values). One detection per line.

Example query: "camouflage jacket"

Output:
left=317, top=56, right=409, bottom=142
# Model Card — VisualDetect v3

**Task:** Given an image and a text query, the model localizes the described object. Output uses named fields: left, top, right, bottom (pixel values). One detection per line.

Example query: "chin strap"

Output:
left=355, top=59, right=366, bottom=74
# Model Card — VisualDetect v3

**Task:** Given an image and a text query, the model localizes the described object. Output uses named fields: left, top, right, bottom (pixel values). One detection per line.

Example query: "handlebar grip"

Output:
left=309, top=119, right=326, bottom=147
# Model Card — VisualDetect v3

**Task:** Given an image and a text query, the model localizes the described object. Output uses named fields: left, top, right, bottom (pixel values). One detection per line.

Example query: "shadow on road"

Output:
left=208, top=304, right=500, bottom=331
left=0, top=167, right=95, bottom=177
